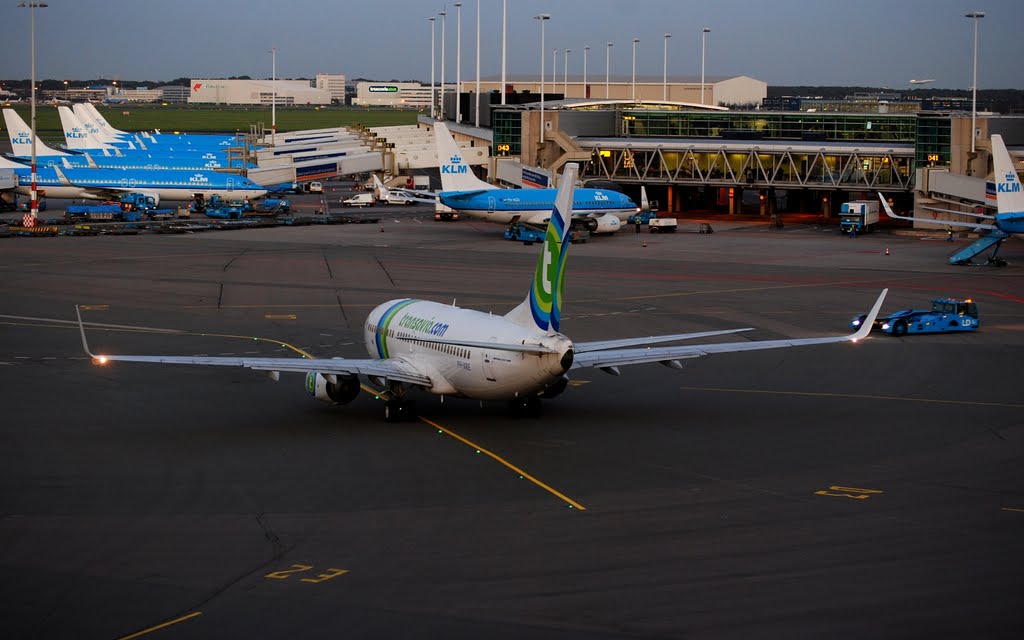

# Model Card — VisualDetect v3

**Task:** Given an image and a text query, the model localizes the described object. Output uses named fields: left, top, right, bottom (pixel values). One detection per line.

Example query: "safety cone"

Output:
left=885, top=247, right=890, bottom=256
left=380, top=224, right=384, bottom=232
left=642, top=240, right=647, bottom=248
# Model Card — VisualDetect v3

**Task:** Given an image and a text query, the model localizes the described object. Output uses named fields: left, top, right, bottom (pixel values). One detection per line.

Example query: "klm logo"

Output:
left=442, top=156, right=467, bottom=174
left=67, top=128, right=87, bottom=139
left=998, top=172, right=1021, bottom=193
left=14, top=133, right=30, bottom=145
left=189, top=174, right=210, bottom=184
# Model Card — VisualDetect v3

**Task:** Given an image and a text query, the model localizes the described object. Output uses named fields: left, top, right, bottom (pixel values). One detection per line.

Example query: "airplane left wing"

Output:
left=879, top=193, right=996, bottom=230
left=572, top=289, right=886, bottom=373
left=76, top=307, right=432, bottom=387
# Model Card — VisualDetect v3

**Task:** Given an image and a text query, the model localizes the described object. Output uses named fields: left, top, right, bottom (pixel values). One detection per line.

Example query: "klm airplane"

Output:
left=880, top=134, right=1024, bottom=266
left=0, top=155, right=266, bottom=205
left=3, top=109, right=252, bottom=171
left=433, top=123, right=636, bottom=233
left=76, top=103, right=239, bottom=150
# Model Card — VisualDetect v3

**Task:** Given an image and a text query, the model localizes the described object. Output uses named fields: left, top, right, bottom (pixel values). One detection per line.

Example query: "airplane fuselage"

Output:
left=439, top=188, right=637, bottom=224
left=363, top=298, right=573, bottom=400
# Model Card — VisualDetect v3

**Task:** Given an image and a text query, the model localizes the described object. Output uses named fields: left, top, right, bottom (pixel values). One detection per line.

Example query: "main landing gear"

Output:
left=384, top=398, right=417, bottom=423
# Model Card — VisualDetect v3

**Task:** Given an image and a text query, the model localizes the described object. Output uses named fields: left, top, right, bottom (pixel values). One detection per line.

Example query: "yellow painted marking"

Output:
left=300, top=567, right=350, bottom=583
left=815, top=485, right=883, bottom=500
left=78, top=305, right=109, bottom=311
left=567, top=379, right=591, bottom=387
left=1001, top=507, right=1024, bottom=513
left=418, top=416, right=586, bottom=511
left=264, top=314, right=297, bottom=320
left=265, top=564, right=313, bottom=579
left=679, top=387, right=1024, bottom=410
left=117, top=612, right=202, bottom=640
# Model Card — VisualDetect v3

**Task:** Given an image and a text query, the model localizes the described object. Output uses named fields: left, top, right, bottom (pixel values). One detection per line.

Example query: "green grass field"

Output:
left=5, top=104, right=421, bottom=143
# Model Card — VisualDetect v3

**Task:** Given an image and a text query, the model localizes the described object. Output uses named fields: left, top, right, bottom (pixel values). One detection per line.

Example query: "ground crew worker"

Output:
left=947, top=226, right=954, bottom=242
left=635, top=218, right=642, bottom=234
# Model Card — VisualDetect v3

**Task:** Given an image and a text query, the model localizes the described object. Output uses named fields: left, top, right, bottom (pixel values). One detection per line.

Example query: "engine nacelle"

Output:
left=539, top=375, right=569, bottom=399
left=591, top=213, right=621, bottom=234
left=305, top=372, right=360, bottom=405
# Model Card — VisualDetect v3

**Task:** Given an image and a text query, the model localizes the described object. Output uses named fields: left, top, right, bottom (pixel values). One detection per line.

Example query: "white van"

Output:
left=342, top=193, right=376, bottom=207
left=306, top=181, right=323, bottom=193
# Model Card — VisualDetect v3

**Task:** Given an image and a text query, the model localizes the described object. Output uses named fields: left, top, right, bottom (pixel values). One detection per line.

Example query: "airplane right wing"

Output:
left=572, top=289, right=886, bottom=373
left=879, top=193, right=996, bottom=230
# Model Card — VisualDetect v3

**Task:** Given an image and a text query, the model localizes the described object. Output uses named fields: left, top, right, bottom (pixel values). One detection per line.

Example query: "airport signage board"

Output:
left=368, top=86, right=400, bottom=93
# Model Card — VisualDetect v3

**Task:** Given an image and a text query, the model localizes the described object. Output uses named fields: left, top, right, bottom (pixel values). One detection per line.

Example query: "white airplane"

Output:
left=77, top=162, right=887, bottom=422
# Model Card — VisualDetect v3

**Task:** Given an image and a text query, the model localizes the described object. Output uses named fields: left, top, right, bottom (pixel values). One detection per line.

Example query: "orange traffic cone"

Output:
left=642, top=240, right=647, bottom=248
left=885, top=247, right=890, bottom=256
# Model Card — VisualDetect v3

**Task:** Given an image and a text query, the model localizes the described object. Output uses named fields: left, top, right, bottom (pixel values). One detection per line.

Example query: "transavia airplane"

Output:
left=434, top=122, right=635, bottom=233
left=879, top=134, right=1024, bottom=266
left=77, top=162, right=887, bottom=422
left=0, top=155, right=266, bottom=204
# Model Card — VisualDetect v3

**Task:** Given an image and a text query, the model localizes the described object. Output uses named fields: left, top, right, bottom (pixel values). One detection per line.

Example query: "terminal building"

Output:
left=352, top=82, right=433, bottom=109
left=188, top=79, right=331, bottom=106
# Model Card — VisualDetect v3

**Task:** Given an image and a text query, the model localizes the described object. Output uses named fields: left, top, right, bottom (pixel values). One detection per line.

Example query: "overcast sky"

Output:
left=1, top=0, right=1021, bottom=90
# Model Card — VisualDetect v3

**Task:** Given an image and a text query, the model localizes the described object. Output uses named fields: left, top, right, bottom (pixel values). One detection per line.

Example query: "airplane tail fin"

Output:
left=434, top=122, right=495, bottom=193
left=58, top=106, right=102, bottom=151
left=504, top=163, right=578, bottom=333
left=82, top=102, right=129, bottom=137
left=640, top=185, right=650, bottom=211
left=3, top=108, right=70, bottom=157
left=372, top=174, right=389, bottom=199
left=991, top=134, right=1024, bottom=215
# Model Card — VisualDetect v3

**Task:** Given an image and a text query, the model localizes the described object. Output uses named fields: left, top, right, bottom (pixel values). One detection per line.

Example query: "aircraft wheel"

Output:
left=892, top=320, right=907, bottom=336
left=384, top=401, right=399, bottom=423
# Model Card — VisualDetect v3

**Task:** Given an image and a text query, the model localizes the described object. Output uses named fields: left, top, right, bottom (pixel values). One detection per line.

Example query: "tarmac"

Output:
left=1, top=196, right=1023, bottom=639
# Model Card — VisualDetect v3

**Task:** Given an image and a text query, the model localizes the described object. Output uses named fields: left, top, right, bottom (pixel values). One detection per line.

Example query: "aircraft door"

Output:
left=119, top=178, right=129, bottom=189
left=488, top=196, right=496, bottom=213
left=227, top=177, right=235, bottom=192
left=482, top=339, right=498, bottom=382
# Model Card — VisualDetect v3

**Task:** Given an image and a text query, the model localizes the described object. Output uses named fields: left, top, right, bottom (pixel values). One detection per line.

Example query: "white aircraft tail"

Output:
left=991, top=134, right=1024, bottom=214
left=3, top=108, right=71, bottom=157
left=58, top=106, right=112, bottom=151
left=81, top=102, right=129, bottom=137
left=372, top=174, right=390, bottom=199
left=504, top=163, right=578, bottom=333
left=434, top=122, right=495, bottom=193
left=640, top=185, right=650, bottom=211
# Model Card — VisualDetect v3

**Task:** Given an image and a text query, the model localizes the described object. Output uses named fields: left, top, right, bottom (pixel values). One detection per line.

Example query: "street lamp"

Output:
left=439, top=10, right=447, bottom=120
left=455, top=2, right=462, bottom=124
left=534, top=14, right=550, bottom=145
left=701, top=27, right=711, bottom=106
left=583, top=46, right=590, bottom=98
left=965, top=10, right=985, bottom=157
left=663, top=33, right=671, bottom=101
left=18, top=1, right=47, bottom=226
left=606, top=42, right=613, bottom=99
left=500, top=0, right=507, bottom=105
left=429, top=17, right=436, bottom=118
left=631, top=38, right=639, bottom=101
left=475, top=0, right=481, bottom=126
left=63, top=79, right=68, bottom=101
left=553, top=48, right=558, bottom=97
left=269, top=46, right=276, bottom=146
left=564, top=49, right=570, bottom=97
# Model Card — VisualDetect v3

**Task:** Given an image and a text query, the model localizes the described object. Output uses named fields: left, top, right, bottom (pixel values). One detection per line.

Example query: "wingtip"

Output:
left=851, top=288, right=888, bottom=342
left=75, top=305, right=99, bottom=360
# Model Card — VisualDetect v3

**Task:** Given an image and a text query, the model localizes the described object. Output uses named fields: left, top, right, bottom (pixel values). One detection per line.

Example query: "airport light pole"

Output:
left=605, top=42, right=613, bottom=99
left=500, top=0, right=507, bottom=105
left=534, top=14, right=550, bottom=146
left=63, top=79, right=68, bottom=101
left=583, top=46, right=589, bottom=98
left=439, top=10, right=446, bottom=120
left=269, top=46, right=276, bottom=147
left=18, top=1, right=47, bottom=227
left=429, top=17, right=436, bottom=119
left=564, top=49, right=570, bottom=97
left=700, top=27, right=711, bottom=106
left=663, top=33, right=671, bottom=101
left=966, top=10, right=985, bottom=157
left=631, top=38, right=639, bottom=101
left=455, top=2, right=462, bottom=124
left=475, top=0, right=480, bottom=126
left=553, top=48, right=558, bottom=97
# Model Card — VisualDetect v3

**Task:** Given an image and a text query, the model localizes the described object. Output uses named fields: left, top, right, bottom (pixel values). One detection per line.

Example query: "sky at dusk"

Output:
left=1, top=0, right=1021, bottom=90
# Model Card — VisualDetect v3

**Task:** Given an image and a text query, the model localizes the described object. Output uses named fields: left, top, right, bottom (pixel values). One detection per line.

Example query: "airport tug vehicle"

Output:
left=851, top=298, right=979, bottom=336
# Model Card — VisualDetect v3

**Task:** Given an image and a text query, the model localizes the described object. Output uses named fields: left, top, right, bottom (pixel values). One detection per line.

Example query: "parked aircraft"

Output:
left=0, top=155, right=94, bottom=199
left=76, top=103, right=238, bottom=149
left=433, top=122, right=634, bottom=233
left=879, top=134, right=1024, bottom=265
left=77, top=162, right=887, bottom=422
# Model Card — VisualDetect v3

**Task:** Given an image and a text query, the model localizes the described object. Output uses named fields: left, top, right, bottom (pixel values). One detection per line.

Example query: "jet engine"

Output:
left=589, top=213, right=621, bottom=234
left=539, top=375, right=569, bottom=399
left=305, top=372, right=360, bottom=405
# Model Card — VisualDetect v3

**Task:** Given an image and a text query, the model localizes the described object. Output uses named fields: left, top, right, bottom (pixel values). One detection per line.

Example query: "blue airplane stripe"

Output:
left=375, top=298, right=417, bottom=358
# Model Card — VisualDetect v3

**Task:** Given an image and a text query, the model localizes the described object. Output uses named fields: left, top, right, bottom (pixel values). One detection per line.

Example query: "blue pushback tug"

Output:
left=851, top=298, right=979, bottom=336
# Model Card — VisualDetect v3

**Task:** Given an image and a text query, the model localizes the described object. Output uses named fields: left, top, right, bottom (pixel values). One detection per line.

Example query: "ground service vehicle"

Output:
left=305, top=181, right=323, bottom=193
left=840, top=200, right=879, bottom=234
left=627, top=210, right=659, bottom=225
left=251, top=198, right=291, bottom=215
left=504, top=223, right=546, bottom=244
left=648, top=218, right=677, bottom=233
left=343, top=193, right=376, bottom=207
left=851, top=298, right=979, bottom=336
